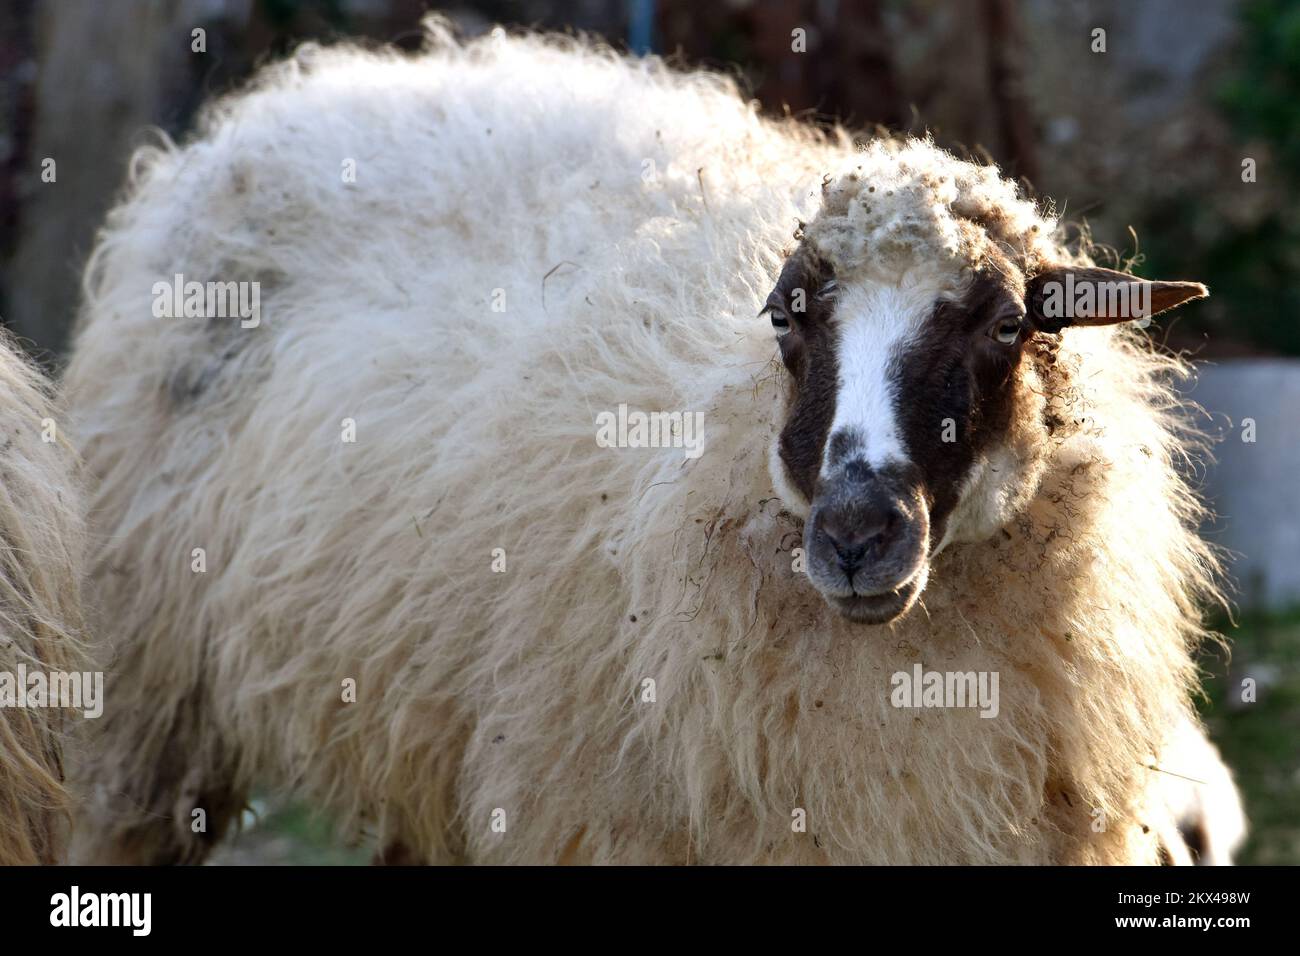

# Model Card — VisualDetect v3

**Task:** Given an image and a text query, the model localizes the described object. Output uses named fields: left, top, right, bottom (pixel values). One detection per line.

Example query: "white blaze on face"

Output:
left=821, top=277, right=947, bottom=477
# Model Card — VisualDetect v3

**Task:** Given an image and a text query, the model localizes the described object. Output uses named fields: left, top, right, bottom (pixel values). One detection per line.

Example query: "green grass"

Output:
left=207, top=799, right=372, bottom=866
left=1197, top=606, right=1300, bottom=865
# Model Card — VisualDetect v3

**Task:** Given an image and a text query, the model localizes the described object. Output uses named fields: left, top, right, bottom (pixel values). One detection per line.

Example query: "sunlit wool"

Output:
left=1149, top=716, right=1247, bottom=865
left=0, top=333, right=86, bottom=865
left=66, top=20, right=1224, bottom=864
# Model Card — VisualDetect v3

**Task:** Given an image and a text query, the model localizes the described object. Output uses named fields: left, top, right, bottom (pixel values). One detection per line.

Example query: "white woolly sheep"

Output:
left=66, top=21, right=1234, bottom=864
left=0, top=333, right=86, bottom=865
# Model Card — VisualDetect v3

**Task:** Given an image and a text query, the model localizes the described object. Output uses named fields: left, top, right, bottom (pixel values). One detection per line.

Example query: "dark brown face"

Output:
left=767, top=247, right=1212, bottom=625
left=766, top=247, right=1034, bottom=624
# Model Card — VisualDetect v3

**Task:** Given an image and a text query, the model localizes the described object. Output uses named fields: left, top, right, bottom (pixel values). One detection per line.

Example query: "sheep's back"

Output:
left=62, top=28, right=842, bottom=856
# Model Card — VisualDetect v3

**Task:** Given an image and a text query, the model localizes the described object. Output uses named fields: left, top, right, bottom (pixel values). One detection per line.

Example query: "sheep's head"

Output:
left=766, top=141, right=1208, bottom=624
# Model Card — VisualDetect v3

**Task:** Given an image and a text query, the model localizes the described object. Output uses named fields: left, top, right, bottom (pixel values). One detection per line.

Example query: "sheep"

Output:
left=0, top=332, right=87, bottom=865
left=65, top=21, right=1229, bottom=865
left=1153, top=718, right=1248, bottom=865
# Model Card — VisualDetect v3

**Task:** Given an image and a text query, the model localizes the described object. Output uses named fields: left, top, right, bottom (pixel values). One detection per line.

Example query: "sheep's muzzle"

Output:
left=803, top=460, right=930, bottom=624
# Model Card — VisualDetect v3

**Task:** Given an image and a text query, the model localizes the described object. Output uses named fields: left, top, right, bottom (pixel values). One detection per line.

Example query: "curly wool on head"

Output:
left=806, top=139, right=1062, bottom=286
left=0, top=334, right=87, bottom=865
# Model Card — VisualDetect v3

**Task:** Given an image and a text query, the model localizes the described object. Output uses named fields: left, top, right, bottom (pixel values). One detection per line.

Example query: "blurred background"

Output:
left=0, top=0, right=1295, bottom=864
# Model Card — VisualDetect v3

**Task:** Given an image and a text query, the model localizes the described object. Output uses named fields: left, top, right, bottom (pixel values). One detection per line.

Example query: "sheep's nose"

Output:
left=819, top=505, right=898, bottom=575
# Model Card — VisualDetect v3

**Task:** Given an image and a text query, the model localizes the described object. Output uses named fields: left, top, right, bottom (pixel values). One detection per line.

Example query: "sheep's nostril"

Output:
left=820, top=506, right=899, bottom=574
left=821, top=504, right=904, bottom=572
left=833, top=541, right=868, bottom=574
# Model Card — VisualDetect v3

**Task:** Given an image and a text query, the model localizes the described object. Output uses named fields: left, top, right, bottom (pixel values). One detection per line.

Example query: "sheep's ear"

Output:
left=1026, top=266, right=1208, bottom=334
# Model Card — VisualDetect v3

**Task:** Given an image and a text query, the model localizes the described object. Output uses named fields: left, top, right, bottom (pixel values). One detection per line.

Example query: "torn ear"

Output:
left=1026, top=266, right=1208, bottom=333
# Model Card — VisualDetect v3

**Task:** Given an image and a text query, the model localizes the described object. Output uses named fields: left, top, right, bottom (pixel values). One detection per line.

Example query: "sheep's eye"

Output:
left=762, top=306, right=790, bottom=333
left=990, top=316, right=1022, bottom=345
left=817, top=280, right=838, bottom=299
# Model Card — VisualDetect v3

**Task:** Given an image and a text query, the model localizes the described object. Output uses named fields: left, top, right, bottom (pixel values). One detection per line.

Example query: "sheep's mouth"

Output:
left=827, top=570, right=924, bottom=624
left=802, top=485, right=931, bottom=625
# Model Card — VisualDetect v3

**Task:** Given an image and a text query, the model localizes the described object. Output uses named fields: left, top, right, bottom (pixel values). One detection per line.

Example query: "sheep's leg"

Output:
left=71, top=681, right=245, bottom=865
left=372, top=840, right=425, bottom=865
